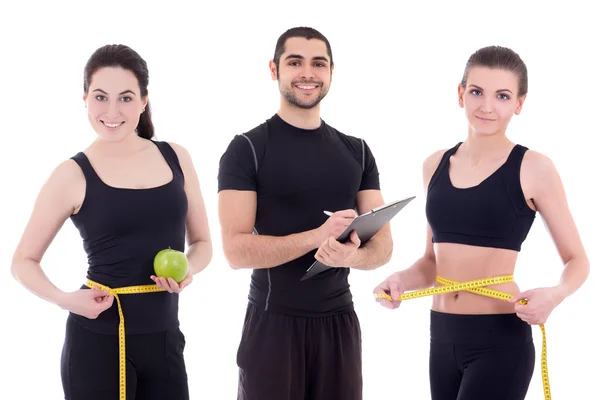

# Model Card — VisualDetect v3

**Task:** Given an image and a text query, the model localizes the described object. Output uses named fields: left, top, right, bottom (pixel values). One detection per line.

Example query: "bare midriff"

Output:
left=431, top=242, right=520, bottom=314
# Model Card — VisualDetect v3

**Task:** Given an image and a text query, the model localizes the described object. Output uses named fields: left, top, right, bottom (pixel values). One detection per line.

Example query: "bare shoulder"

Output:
left=522, top=148, right=557, bottom=175
left=50, top=158, right=86, bottom=188
left=167, top=141, right=201, bottom=187
left=167, top=141, right=192, bottom=163
left=422, top=149, right=448, bottom=184
left=521, top=148, right=562, bottom=198
left=39, top=158, right=86, bottom=213
left=167, top=141, right=196, bottom=171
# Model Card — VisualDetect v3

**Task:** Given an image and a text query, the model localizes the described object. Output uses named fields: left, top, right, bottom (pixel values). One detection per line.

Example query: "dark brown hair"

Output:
left=83, top=44, right=154, bottom=139
left=273, top=27, right=333, bottom=72
left=461, top=46, right=528, bottom=96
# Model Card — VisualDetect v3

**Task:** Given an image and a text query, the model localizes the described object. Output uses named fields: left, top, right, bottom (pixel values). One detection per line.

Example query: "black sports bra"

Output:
left=425, top=142, right=536, bottom=251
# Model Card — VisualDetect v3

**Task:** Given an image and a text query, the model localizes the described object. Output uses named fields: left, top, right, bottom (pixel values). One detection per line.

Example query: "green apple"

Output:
left=153, top=248, right=189, bottom=283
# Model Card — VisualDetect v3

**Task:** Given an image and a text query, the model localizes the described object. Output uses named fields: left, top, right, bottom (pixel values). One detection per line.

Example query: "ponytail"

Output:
left=136, top=101, right=155, bottom=139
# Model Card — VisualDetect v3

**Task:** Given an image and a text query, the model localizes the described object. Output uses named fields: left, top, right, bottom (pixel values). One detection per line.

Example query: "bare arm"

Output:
left=171, top=143, right=212, bottom=274
left=218, top=190, right=325, bottom=269
left=346, top=190, right=393, bottom=271
left=393, top=151, right=445, bottom=289
left=11, top=160, right=81, bottom=306
left=373, top=151, right=445, bottom=307
left=523, top=151, right=590, bottom=301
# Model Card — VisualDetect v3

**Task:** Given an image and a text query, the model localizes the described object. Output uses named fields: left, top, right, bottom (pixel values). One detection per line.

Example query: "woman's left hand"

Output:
left=151, top=269, right=193, bottom=293
left=509, top=286, right=564, bottom=325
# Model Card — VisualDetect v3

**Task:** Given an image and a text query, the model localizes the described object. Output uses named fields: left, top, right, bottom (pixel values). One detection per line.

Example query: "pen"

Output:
left=323, top=211, right=333, bottom=217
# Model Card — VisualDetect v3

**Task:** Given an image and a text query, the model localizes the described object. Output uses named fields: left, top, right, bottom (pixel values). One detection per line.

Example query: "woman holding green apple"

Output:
left=10, top=44, right=212, bottom=400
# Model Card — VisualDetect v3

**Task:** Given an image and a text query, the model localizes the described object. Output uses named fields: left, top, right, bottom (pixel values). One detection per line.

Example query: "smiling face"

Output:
left=83, top=66, right=148, bottom=142
left=458, top=67, right=526, bottom=136
left=270, top=37, right=333, bottom=110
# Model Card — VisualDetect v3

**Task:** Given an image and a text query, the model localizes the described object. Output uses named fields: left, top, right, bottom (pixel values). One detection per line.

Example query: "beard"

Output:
left=280, top=80, right=330, bottom=109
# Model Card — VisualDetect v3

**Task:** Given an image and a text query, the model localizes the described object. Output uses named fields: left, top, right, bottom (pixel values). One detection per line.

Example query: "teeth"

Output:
left=103, top=121, right=123, bottom=128
left=297, top=85, right=317, bottom=90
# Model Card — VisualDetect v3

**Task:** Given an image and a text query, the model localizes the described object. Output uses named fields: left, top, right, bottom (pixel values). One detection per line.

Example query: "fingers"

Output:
left=389, top=281, right=403, bottom=302
left=373, top=283, right=399, bottom=310
left=90, top=286, right=109, bottom=299
left=315, top=249, right=331, bottom=266
left=98, top=294, right=114, bottom=310
left=166, top=278, right=181, bottom=292
left=151, top=275, right=185, bottom=293
left=349, top=231, right=361, bottom=246
left=509, top=291, right=530, bottom=303
left=334, top=209, right=358, bottom=219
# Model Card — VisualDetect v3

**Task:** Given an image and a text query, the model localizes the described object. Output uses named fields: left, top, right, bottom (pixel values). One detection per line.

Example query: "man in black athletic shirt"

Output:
left=218, top=27, right=393, bottom=400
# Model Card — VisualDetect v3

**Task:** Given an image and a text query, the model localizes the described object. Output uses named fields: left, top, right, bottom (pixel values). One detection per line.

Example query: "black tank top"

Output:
left=69, top=140, right=188, bottom=335
left=425, top=142, right=536, bottom=252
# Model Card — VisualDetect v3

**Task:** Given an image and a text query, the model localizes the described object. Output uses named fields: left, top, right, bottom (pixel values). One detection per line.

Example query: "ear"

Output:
left=457, top=83, right=465, bottom=108
left=269, top=60, right=278, bottom=81
left=514, top=94, right=527, bottom=115
left=142, top=92, right=149, bottom=111
left=83, top=92, right=88, bottom=107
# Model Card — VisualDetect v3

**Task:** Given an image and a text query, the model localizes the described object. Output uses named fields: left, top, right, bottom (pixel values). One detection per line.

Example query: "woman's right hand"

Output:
left=60, top=286, right=115, bottom=319
left=373, top=272, right=407, bottom=310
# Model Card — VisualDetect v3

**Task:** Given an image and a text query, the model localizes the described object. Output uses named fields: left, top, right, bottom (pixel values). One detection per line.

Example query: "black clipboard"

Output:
left=301, top=196, right=416, bottom=281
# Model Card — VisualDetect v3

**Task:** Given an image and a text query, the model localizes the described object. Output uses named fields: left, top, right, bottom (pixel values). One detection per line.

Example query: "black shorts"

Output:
left=236, top=303, right=363, bottom=400
left=60, top=315, right=189, bottom=400
left=429, top=310, right=535, bottom=400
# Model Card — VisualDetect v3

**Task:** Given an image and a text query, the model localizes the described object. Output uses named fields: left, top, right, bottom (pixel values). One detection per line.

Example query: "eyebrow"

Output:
left=284, top=54, right=330, bottom=63
left=93, top=89, right=137, bottom=96
left=468, top=84, right=513, bottom=94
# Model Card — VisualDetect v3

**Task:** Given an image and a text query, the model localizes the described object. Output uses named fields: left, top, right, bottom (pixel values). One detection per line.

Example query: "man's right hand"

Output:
left=316, top=209, right=356, bottom=245
left=60, top=286, right=115, bottom=319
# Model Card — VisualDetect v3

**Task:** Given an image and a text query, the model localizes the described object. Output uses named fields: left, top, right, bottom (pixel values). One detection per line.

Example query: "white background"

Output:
left=1, top=1, right=597, bottom=399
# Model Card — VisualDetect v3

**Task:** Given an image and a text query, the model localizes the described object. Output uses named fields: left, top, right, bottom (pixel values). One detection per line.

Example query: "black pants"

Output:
left=61, top=315, right=189, bottom=400
left=429, top=310, right=535, bottom=400
left=236, top=303, right=362, bottom=400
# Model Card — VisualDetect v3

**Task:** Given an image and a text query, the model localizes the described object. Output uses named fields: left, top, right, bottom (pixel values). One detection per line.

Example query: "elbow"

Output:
left=578, top=255, right=591, bottom=282
left=10, top=255, right=27, bottom=283
left=222, top=244, right=245, bottom=270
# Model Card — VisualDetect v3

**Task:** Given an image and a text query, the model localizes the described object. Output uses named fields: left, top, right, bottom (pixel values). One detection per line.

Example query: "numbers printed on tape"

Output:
left=376, top=275, right=552, bottom=400
left=86, top=280, right=165, bottom=400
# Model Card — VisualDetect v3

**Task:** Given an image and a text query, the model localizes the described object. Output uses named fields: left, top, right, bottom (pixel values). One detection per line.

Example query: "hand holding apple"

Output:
left=151, top=248, right=192, bottom=293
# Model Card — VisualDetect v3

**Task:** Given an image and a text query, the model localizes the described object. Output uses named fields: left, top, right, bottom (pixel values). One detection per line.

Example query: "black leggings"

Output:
left=429, top=310, right=535, bottom=400
left=236, top=303, right=363, bottom=400
left=60, top=315, right=189, bottom=400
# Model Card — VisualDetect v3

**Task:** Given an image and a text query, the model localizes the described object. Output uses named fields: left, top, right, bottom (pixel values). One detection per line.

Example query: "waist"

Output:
left=432, top=251, right=519, bottom=314
left=248, top=267, right=353, bottom=317
left=72, top=280, right=180, bottom=335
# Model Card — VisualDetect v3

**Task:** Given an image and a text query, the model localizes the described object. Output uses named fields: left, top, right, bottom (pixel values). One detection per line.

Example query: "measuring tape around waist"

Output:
left=376, top=275, right=551, bottom=400
left=85, top=279, right=165, bottom=400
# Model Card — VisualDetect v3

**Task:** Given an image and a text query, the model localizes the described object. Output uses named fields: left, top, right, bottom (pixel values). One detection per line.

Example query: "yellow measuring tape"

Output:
left=376, top=275, right=551, bottom=400
left=85, top=279, right=165, bottom=400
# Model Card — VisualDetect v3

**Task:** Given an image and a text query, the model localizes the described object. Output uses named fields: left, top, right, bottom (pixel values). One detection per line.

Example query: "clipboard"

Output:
left=301, top=196, right=416, bottom=281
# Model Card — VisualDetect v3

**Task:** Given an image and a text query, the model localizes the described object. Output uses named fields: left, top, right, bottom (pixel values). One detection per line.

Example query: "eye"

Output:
left=498, top=93, right=510, bottom=100
left=315, top=62, right=326, bottom=67
left=120, top=96, right=132, bottom=102
left=95, top=95, right=107, bottom=101
left=470, top=89, right=482, bottom=96
left=289, top=61, right=300, bottom=66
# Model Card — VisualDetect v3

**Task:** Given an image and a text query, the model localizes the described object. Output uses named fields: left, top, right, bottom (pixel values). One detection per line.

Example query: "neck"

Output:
left=462, top=128, right=513, bottom=162
left=91, top=132, right=147, bottom=156
left=277, top=98, right=322, bottom=130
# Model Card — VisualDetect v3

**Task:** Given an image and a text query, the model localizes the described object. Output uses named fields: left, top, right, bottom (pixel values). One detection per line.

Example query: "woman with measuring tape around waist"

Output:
left=373, top=45, right=589, bottom=400
left=10, top=44, right=212, bottom=399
